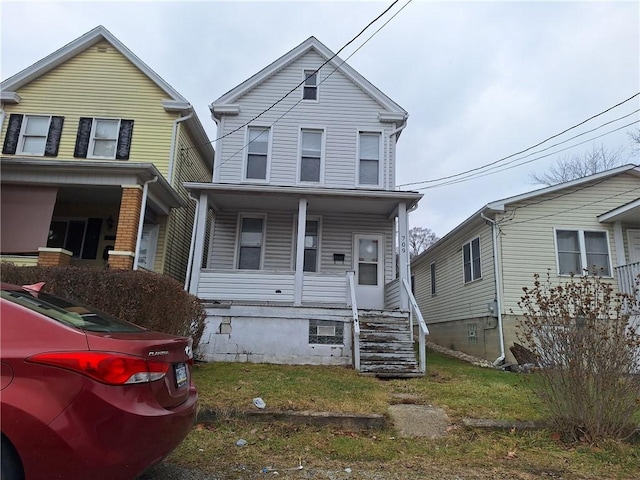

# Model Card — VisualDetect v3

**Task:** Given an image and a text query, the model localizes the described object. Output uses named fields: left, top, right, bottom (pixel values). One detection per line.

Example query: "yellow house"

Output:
left=0, top=26, right=214, bottom=283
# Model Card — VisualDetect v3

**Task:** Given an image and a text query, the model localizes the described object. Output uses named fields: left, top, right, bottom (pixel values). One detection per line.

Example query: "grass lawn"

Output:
left=168, top=350, right=640, bottom=479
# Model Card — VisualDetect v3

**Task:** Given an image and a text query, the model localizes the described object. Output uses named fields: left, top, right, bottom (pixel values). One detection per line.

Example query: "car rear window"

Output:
left=1, top=289, right=145, bottom=333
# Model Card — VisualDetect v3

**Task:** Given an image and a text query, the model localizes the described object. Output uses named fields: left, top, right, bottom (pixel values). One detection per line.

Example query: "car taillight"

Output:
left=27, top=352, right=170, bottom=385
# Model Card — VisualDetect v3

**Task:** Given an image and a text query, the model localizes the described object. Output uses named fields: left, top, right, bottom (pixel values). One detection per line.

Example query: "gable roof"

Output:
left=1, top=25, right=214, bottom=163
left=412, top=163, right=640, bottom=266
left=211, top=36, right=407, bottom=121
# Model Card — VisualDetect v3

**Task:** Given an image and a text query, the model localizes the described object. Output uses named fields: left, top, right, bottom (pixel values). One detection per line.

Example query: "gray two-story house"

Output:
left=185, top=37, right=426, bottom=375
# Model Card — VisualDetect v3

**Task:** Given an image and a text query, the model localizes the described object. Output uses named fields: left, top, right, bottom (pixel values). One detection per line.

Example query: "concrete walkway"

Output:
left=387, top=404, right=451, bottom=438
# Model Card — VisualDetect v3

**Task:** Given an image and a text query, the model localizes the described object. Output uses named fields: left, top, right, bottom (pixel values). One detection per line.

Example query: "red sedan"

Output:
left=0, top=282, right=198, bottom=480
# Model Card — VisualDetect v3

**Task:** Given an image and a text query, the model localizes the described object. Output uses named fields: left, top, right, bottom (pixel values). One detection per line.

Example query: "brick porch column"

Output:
left=38, top=247, right=73, bottom=267
left=108, top=185, right=142, bottom=270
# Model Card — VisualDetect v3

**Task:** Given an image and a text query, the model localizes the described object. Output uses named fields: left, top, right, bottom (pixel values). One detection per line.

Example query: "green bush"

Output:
left=1, top=264, right=206, bottom=347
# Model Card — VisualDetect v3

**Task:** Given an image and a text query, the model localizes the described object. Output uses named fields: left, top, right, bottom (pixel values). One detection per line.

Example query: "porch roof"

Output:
left=598, top=197, right=640, bottom=223
left=1, top=157, right=184, bottom=214
left=184, top=182, right=422, bottom=217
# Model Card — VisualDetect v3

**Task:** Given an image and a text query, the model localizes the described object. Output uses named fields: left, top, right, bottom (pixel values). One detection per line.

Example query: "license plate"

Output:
left=174, top=363, right=188, bottom=388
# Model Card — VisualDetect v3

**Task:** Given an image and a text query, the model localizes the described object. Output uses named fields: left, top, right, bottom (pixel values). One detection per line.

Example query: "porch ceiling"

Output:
left=1, top=157, right=184, bottom=214
left=184, top=183, right=423, bottom=217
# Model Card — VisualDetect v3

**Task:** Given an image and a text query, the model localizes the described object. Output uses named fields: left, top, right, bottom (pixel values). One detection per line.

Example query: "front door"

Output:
left=354, top=234, right=384, bottom=309
left=628, top=229, right=640, bottom=263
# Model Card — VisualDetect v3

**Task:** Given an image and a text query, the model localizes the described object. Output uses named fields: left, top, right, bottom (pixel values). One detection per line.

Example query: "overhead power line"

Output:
left=398, top=92, right=640, bottom=188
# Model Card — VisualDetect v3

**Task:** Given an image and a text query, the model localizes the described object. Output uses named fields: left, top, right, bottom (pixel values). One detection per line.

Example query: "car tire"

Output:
left=1, top=434, right=24, bottom=480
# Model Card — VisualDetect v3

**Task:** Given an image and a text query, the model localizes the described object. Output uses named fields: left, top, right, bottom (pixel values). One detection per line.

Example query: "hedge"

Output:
left=1, top=264, right=206, bottom=347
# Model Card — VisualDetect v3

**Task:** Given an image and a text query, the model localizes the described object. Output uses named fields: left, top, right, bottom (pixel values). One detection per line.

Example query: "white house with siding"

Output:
left=185, top=37, right=427, bottom=375
left=411, top=165, right=640, bottom=365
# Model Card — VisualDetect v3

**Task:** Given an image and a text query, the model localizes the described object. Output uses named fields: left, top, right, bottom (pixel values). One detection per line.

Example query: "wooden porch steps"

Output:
left=358, top=310, right=423, bottom=378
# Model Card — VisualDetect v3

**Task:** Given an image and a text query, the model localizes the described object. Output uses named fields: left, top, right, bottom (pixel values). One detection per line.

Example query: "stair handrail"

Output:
left=402, top=278, right=429, bottom=373
left=347, top=271, right=360, bottom=371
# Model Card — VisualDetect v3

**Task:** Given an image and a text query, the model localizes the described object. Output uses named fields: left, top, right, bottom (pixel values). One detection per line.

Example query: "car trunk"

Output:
left=84, top=332, right=193, bottom=409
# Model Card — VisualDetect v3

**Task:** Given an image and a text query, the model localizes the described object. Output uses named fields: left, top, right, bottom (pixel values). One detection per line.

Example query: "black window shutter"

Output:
left=2, top=114, right=23, bottom=154
left=44, top=116, right=64, bottom=157
left=82, top=218, right=103, bottom=259
left=115, top=120, right=134, bottom=160
left=74, top=117, right=93, bottom=158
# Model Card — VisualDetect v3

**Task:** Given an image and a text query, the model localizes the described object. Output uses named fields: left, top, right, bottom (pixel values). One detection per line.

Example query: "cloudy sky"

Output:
left=2, top=0, right=638, bottom=238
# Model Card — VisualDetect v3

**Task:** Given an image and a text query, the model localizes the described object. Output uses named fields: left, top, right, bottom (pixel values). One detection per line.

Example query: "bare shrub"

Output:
left=516, top=272, right=640, bottom=443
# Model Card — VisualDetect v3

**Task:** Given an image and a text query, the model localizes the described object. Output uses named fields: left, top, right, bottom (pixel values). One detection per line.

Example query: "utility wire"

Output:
left=413, top=120, right=639, bottom=190
left=398, top=92, right=640, bottom=187
left=182, top=0, right=407, bottom=157
left=209, top=0, right=413, bottom=174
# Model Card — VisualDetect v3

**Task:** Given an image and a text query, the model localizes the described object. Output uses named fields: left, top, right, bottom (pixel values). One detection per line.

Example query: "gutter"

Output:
left=168, top=110, right=194, bottom=186
left=387, top=117, right=407, bottom=191
left=481, top=212, right=506, bottom=365
left=133, top=176, right=159, bottom=270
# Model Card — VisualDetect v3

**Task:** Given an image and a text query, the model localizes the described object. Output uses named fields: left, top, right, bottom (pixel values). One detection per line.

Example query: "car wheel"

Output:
left=1, top=434, right=24, bottom=480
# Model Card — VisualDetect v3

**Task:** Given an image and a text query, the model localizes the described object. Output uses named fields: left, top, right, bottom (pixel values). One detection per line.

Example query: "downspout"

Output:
left=184, top=192, right=200, bottom=290
left=387, top=117, right=407, bottom=191
left=481, top=212, right=506, bottom=365
left=133, top=176, right=158, bottom=270
left=168, top=111, right=194, bottom=186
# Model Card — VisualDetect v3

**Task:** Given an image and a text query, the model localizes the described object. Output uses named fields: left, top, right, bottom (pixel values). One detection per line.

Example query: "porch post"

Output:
left=398, top=202, right=410, bottom=310
left=188, top=191, right=209, bottom=295
left=109, top=185, right=143, bottom=270
left=294, top=198, right=308, bottom=306
left=612, top=221, right=626, bottom=266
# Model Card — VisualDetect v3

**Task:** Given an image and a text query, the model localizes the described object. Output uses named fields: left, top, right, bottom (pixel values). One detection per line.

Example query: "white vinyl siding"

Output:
left=358, top=131, right=382, bottom=187
left=214, top=50, right=395, bottom=189
left=208, top=210, right=395, bottom=282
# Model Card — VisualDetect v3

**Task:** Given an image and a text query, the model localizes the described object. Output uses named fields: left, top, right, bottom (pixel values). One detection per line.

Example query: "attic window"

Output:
left=302, top=70, right=318, bottom=101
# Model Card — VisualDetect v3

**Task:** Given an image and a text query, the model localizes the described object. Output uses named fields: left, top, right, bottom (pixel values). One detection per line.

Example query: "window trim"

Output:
left=301, top=69, right=319, bottom=102
left=553, top=227, right=613, bottom=277
left=243, top=125, right=272, bottom=182
left=292, top=215, right=322, bottom=272
left=87, top=117, right=121, bottom=159
left=463, top=237, right=482, bottom=284
left=17, top=114, right=52, bottom=156
left=297, top=127, right=325, bottom=185
left=356, top=130, right=384, bottom=188
left=235, top=213, right=267, bottom=270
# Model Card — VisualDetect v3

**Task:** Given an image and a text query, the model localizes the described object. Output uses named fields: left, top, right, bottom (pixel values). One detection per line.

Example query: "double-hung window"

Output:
left=246, top=127, right=269, bottom=180
left=555, top=229, right=611, bottom=276
left=295, top=219, right=320, bottom=272
left=2, top=114, right=64, bottom=157
left=90, top=119, right=120, bottom=158
left=463, top=237, right=481, bottom=283
left=302, top=70, right=318, bottom=101
left=299, top=129, right=323, bottom=183
left=358, top=132, right=381, bottom=186
left=74, top=117, right=134, bottom=160
left=237, top=216, right=265, bottom=270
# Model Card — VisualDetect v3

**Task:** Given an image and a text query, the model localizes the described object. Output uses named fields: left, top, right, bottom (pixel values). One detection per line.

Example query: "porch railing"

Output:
left=402, top=278, right=429, bottom=373
left=346, top=271, right=360, bottom=371
left=615, top=262, right=640, bottom=302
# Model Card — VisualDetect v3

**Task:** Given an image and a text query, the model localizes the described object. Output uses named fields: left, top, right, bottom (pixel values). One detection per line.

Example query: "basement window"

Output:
left=468, top=323, right=478, bottom=345
left=309, top=319, right=344, bottom=345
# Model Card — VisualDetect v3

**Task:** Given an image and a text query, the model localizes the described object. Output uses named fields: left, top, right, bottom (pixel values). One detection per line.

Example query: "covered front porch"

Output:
left=598, top=197, right=640, bottom=303
left=184, top=183, right=428, bottom=374
left=0, top=158, right=182, bottom=271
